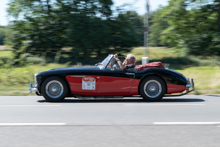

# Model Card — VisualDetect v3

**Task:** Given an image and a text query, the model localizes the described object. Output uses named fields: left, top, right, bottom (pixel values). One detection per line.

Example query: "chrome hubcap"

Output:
left=51, top=86, right=58, bottom=92
left=46, top=80, right=64, bottom=99
left=144, top=80, right=162, bottom=98
left=149, top=85, right=156, bottom=92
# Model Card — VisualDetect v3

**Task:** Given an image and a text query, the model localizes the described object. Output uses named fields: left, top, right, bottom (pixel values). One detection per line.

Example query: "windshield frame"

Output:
left=97, top=54, right=114, bottom=70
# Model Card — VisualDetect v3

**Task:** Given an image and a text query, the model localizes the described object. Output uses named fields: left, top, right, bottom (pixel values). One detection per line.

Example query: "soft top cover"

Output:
left=135, top=62, right=165, bottom=71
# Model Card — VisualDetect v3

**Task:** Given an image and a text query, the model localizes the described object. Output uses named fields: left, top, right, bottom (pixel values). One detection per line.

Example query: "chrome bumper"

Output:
left=186, top=78, right=194, bottom=89
left=30, top=82, right=38, bottom=93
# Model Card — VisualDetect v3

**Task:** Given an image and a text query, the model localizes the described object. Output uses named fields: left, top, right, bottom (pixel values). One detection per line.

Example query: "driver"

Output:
left=114, top=54, right=136, bottom=70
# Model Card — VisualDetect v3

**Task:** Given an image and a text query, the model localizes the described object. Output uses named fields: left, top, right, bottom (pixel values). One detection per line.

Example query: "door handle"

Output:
left=126, top=73, right=135, bottom=75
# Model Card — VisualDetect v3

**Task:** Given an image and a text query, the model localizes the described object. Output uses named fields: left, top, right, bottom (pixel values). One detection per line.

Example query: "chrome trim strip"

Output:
left=71, top=75, right=86, bottom=77
left=126, top=73, right=135, bottom=75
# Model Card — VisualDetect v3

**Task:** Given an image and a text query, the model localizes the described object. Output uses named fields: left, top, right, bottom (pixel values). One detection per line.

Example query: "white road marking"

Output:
left=0, top=105, right=61, bottom=107
left=0, top=123, right=66, bottom=126
left=154, top=122, right=220, bottom=125
left=124, top=103, right=205, bottom=106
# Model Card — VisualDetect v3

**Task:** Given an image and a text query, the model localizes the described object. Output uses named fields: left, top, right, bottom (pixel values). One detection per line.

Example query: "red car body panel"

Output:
left=66, top=75, right=135, bottom=96
left=166, top=84, right=186, bottom=94
left=66, top=75, right=101, bottom=95
left=66, top=75, right=186, bottom=96
left=129, top=79, right=141, bottom=95
left=96, top=76, right=134, bottom=96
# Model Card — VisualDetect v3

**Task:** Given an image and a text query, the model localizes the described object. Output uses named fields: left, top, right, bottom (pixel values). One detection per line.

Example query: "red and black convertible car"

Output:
left=30, top=54, right=194, bottom=102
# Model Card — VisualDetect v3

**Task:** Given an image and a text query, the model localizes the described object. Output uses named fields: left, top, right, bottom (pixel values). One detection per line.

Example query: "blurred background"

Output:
left=0, top=0, right=220, bottom=95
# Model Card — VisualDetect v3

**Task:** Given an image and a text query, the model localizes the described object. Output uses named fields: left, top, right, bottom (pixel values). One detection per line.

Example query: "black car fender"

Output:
left=36, top=74, right=71, bottom=94
left=135, top=68, right=187, bottom=94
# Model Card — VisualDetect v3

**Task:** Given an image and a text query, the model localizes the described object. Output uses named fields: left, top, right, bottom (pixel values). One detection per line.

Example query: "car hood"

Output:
left=35, top=66, right=101, bottom=77
left=49, top=66, right=100, bottom=71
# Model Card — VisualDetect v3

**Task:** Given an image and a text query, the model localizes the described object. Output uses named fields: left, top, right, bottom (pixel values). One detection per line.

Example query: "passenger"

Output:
left=114, top=54, right=136, bottom=70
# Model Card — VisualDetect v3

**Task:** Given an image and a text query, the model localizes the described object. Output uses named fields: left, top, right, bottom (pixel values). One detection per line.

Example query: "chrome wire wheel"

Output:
left=45, top=80, right=64, bottom=99
left=143, top=80, right=162, bottom=99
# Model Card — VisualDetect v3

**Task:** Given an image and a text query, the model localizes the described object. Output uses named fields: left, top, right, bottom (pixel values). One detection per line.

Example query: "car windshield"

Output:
left=97, top=54, right=113, bottom=69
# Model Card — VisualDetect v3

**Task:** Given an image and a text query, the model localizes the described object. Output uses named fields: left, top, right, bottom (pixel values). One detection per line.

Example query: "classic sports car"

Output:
left=30, top=54, right=194, bottom=102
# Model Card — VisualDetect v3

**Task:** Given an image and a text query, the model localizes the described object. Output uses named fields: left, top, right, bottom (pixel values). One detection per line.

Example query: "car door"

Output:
left=66, top=75, right=101, bottom=96
left=96, top=68, right=136, bottom=96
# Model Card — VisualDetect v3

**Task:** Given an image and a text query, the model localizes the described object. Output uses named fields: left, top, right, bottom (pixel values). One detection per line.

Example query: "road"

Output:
left=0, top=95, right=220, bottom=147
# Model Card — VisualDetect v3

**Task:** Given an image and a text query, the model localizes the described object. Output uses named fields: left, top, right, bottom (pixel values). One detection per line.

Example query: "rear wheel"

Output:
left=41, top=76, right=68, bottom=102
left=139, top=76, right=166, bottom=101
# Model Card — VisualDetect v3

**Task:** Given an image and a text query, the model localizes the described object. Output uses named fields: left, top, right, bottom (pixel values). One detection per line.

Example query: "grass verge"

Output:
left=176, top=66, right=220, bottom=94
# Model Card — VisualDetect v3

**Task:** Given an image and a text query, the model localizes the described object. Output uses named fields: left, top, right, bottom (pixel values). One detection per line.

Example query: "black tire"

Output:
left=41, top=76, right=68, bottom=102
left=139, top=76, right=166, bottom=101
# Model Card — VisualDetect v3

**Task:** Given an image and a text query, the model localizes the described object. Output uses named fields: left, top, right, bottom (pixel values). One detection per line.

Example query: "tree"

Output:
left=159, top=0, right=220, bottom=56
left=149, top=6, right=170, bottom=47
left=7, top=0, right=113, bottom=60
left=0, top=26, right=7, bottom=45
left=111, top=11, right=143, bottom=52
left=7, top=0, right=141, bottom=63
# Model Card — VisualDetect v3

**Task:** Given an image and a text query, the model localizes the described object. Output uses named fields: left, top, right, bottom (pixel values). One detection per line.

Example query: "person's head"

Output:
left=124, top=54, right=136, bottom=65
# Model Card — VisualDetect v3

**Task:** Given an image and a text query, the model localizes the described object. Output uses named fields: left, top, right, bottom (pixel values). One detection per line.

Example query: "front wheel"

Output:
left=139, top=76, right=166, bottom=101
left=41, top=76, right=68, bottom=102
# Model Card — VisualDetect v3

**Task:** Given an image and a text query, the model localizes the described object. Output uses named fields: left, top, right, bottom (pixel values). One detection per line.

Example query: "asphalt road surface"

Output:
left=0, top=95, right=220, bottom=147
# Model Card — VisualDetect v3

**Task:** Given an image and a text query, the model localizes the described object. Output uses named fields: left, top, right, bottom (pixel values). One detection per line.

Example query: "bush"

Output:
left=26, top=57, right=46, bottom=65
left=180, top=33, right=220, bottom=56
left=15, top=53, right=45, bottom=65
left=0, top=57, right=13, bottom=67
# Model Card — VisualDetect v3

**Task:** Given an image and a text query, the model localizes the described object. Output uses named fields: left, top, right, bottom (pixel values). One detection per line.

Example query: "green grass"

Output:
left=0, top=46, right=13, bottom=61
left=127, top=47, right=180, bottom=61
left=0, top=64, right=67, bottom=95
left=130, top=47, right=220, bottom=69
left=176, top=66, right=220, bottom=94
left=0, top=64, right=66, bottom=86
left=0, top=51, right=13, bottom=58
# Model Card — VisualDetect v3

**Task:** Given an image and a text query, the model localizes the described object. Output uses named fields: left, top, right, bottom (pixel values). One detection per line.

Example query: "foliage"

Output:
left=149, top=6, right=170, bottom=47
left=179, top=33, right=220, bottom=56
left=158, top=0, right=220, bottom=56
left=0, top=26, right=7, bottom=45
left=0, top=57, right=13, bottom=67
left=7, top=0, right=142, bottom=65
left=7, top=0, right=220, bottom=59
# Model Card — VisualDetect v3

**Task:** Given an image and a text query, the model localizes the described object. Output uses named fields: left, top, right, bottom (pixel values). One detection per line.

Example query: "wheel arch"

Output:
left=138, top=74, right=167, bottom=95
left=39, top=75, right=71, bottom=94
